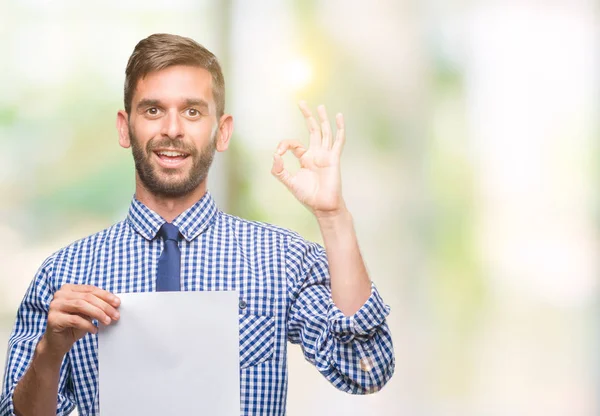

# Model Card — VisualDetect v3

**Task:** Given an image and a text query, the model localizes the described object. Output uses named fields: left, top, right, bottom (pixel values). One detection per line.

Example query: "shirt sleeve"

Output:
left=0, top=257, right=76, bottom=416
left=285, top=237, right=395, bottom=394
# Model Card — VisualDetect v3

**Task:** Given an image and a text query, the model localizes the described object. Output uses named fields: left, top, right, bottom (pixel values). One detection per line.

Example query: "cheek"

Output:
left=188, top=119, right=214, bottom=133
left=132, top=122, right=161, bottom=145
left=186, top=121, right=217, bottom=141
left=137, top=122, right=161, bottom=137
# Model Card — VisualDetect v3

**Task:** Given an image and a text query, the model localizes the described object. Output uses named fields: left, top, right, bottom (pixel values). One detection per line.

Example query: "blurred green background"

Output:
left=1, top=1, right=599, bottom=415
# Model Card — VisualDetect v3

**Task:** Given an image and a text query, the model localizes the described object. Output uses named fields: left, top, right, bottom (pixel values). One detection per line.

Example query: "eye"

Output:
left=186, top=108, right=200, bottom=117
left=146, top=107, right=160, bottom=117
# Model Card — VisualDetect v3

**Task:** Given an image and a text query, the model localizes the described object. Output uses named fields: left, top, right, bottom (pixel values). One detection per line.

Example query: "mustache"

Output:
left=146, top=138, right=196, bottom=155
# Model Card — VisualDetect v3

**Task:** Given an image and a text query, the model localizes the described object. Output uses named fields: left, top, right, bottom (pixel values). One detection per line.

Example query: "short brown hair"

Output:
left=124, top=33, right=225, bottom=117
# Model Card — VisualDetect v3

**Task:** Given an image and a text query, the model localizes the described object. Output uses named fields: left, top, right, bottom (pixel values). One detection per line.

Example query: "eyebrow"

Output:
left=136, top=98, right=209, bottom=111
left=136, top=99, right=161, bottom=110
left=184, top=99, right=209, bottom=110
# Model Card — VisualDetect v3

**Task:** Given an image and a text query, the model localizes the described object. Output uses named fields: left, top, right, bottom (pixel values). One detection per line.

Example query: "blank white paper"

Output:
left=98, top=291, right=240, bottom=415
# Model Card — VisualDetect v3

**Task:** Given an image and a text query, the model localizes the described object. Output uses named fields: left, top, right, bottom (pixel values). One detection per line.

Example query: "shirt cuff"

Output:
left=0, top=385, right=75, bottom=416
left=327, top=282, right=391, bottom=342
left=0, top=386, right=17, bottom=416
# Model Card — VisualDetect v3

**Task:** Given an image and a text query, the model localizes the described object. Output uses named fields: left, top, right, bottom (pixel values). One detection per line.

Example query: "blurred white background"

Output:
left=1, top=0, right=599, bottom=415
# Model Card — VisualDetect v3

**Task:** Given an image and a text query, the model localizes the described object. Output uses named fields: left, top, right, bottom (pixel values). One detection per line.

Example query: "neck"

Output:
left=134, top=176, right=208, bottom=222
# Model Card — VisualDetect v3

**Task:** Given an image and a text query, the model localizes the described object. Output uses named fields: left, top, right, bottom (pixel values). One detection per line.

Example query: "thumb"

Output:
left=271, top=153, right=293, bottom=190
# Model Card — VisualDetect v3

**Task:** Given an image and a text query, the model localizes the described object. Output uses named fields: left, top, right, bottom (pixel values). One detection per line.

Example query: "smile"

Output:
left=153, top=149, right=190, bottom=169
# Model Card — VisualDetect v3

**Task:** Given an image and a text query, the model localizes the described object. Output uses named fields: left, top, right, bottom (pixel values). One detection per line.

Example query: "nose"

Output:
left=161, top=110, right=184, bottom=139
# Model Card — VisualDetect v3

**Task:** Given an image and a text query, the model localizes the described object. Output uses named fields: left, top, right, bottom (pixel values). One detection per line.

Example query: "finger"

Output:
left=317, top=105, right=332, bottom=149
left=48, top=312, right=99, bottom=335
left=56, top=298, right=114, bottom=326
left=332, top=113, right=346, bottom=155
left=64, top=314, right=98, bottom=334
left=75, top=292, right=120, bottom=321
left=271, top=153, right=293, bottom=191
left=61, top=284, right=121, bottom=308
left=298, top=101, right=321, bottom=149
left=276, top=140, right=307, bottom=159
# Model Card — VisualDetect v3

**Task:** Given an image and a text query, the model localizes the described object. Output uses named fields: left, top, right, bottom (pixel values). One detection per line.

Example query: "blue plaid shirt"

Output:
left=1, top=192, right=394, bottom=415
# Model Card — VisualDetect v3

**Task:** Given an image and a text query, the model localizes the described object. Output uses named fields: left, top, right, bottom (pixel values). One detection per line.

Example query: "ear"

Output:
left=117, top=110, right=131, bottom=148
left=215, top=114, right=234, bottom=152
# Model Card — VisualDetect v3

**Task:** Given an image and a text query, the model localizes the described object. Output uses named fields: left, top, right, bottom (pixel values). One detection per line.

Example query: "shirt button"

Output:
left=360, top=356, right=375, bottom=372
left=239, top=300, right=247, bottom=309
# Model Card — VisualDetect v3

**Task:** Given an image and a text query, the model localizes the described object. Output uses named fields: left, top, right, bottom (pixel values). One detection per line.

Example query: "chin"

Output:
left=156, top=178, right=205, bottom=197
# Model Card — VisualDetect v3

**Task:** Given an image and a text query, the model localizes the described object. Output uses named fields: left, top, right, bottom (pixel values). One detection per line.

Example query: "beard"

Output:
left=129, top=125, right=216, bottom=198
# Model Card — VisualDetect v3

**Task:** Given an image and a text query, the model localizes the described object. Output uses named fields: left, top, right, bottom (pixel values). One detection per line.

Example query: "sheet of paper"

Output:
left=98, top=291, right=240, bottom=415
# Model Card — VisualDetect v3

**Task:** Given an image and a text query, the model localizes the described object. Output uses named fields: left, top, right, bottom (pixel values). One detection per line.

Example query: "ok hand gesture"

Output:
left=271, top=102, right=347, bottom=218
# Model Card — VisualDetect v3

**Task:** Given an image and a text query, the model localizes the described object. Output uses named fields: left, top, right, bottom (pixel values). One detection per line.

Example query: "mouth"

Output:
left=153, top=149, right=190, bottom=169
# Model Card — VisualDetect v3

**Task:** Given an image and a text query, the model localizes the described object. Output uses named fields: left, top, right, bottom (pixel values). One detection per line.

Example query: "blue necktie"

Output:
left=156, top=223, right=181, bottom=291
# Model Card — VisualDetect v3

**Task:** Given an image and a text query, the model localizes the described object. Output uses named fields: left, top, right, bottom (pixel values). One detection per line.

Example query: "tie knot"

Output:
left=159, top=223, right=180, bottom=242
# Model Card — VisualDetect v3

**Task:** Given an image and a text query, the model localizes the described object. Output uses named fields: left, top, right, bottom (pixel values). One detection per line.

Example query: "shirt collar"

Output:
left=126, top=192, right=219, bottom=242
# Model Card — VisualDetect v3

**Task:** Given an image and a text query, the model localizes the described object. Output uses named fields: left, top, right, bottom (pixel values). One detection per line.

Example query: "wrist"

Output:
left=35, top=335, right=67, bottom=366
left=315, top=207, right=353, bottom=231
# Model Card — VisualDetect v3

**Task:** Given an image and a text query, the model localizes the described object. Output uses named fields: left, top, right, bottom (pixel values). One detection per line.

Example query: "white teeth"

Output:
left=157, top=151, right=186, bottom=157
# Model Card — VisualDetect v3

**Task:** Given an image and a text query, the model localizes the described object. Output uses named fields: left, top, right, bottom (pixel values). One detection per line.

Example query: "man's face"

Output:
left=125, top=65, right=219, bottom=198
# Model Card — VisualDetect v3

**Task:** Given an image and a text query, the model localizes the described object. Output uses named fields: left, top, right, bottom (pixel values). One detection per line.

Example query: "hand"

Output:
left=271, top=101, right=347, bottom=217
left=41, top=284, right=120, bottom=357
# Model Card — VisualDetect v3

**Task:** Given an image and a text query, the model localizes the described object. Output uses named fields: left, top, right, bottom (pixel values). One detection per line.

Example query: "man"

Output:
left=1, top=33, right=394, bottom=415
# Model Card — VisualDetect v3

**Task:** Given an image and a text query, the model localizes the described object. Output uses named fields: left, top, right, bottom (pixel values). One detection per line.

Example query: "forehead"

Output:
left=133, top=65, right=214, bottom=105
